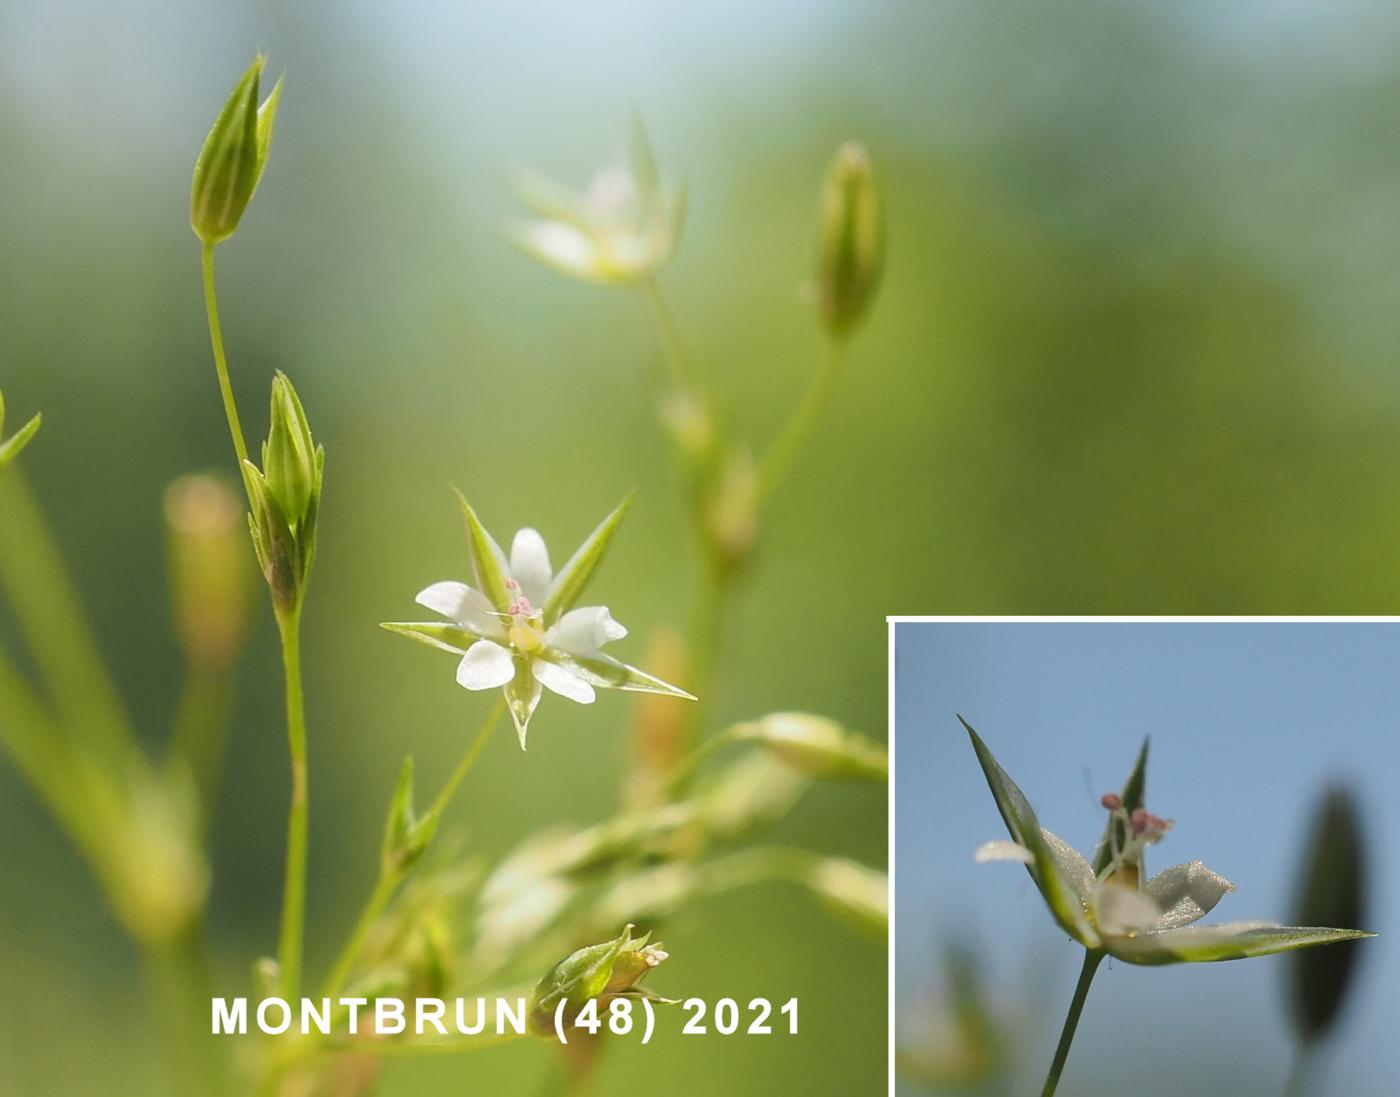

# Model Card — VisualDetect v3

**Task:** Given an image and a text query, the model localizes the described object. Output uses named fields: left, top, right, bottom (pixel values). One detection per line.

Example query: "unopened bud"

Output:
left=815, top=142, right=883, bottom=338
left=263, top=372, right=319, bottom=529
left=808, top=857, right=887, bottom=938
left=527, top=924, right=669, bottom=1036
left=734, top=712, right=887, bottom=782
left=190, top=55, right=283, bottom=245
left=165, top=474, right=253, bottom=671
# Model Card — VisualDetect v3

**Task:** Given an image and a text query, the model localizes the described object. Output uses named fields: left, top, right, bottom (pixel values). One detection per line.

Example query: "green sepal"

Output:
left=191, top=55, right=275, bottom=245
left=1091, top=737, right=1149, bottom=876
left=264, top=372, right=317, bottom=528
left=243, top=460, right=298, bottom=609
left=960, top=716, right=1097, bottom=946
left=255, top=73, right=284, bottom=183
left=527, top=923, right=635, bottom=1036
left=543, top=493, right=633, bottom=623
left=504, top=657, right=541, bottom=749
left=1110, top=924, right=1376, bottom=966
left=454, top=491, right=512, bottom=612
left=542, top=648, right=694, bottom=699
left=379, top=621, right=481, bottom=655
left=381, top=755, right=436, bottom=873
left=0, top=411, right=42, bottom=470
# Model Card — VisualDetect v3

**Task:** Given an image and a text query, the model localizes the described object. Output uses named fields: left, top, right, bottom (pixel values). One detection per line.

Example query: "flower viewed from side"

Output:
left=510, top=117, right=685, bottom=285
left=962, top=717, right=1374, bottom=965
left=384, top=493, right=693, bottom=748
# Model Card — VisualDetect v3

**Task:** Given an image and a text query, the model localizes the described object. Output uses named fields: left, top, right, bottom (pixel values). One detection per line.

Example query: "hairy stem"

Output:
left=275, top=606, right=309, bottom=1001
left=200, top=243, right=251, bottom=475
left=1042, top=949, right=1104, bottom=1097
left=759, top=337, right=843, bottom=501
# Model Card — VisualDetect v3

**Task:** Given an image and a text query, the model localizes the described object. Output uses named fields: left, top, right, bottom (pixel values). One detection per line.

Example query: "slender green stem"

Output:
left=427, top=698, right=505, bottom=821
left=0, top=471, right=134, bottom=763
left=663, top=723, right=742, bottom=795
left=200, top=243, right=251, bottom=476
left=638, top=279, right=690, bottom=392
left=758, top=337, right=844, bottom=501
left=319, top=700, right=503, bottom=999
left=169, top=667, right=235, bottom=832
left=1283, top=1046, right=1312, bottom=1097
left=676, top=554, right=732, bottom=782
left=1042, top=949, right=1104, bottom=1097
left=275, top=606, right=309, bottom=1002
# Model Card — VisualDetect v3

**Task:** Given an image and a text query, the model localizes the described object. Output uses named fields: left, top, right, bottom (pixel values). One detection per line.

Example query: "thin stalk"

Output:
left=0, top=471, right=134, bottom=764
left=638, top=279, right=690, bottom=392
left=676, top=554, right=732, bottom=783
left=200, top=243, right=251, bottom=474
left=1283, top=1046, right=1312, bottom=1097
left=1042, top=949, right=1104, bottom=1097
left=758, top=337, right=843, bottom=501
left=275, top=606, right=309, bottom=1002
left=320, top=700, right=504, bottom=998
left=169, top=667, right=235, bottom=832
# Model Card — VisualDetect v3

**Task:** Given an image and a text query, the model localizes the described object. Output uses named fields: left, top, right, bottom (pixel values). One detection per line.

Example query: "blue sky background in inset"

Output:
left=896, top=621, right=1397, bottom=1096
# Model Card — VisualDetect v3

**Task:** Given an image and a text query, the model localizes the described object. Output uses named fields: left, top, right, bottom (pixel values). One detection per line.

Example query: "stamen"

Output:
left=1101, top=793, right=1122, bottom=811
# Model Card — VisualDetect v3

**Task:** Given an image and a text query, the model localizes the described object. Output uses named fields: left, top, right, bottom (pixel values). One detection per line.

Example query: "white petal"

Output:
left=1042, top=829, right=1096, bottom=905
left=416, top=581, right=505, bottom=639
left=509, top=528, right=553, bottom=607
left=1093, top=882, right=1162, bottom=937
left=1146, top=861, right=1236, bottom=930
left=974, top=840, right=1033, bottom=864
left=455, top=641, right=516, bottom=691
left=545, top=605, right=627, bottom=656
left=515, top=221, right=600, bottom=279
left=532, top=659, right=596, bottom=704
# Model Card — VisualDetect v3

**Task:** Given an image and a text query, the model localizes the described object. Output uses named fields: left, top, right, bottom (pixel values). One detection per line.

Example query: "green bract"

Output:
left=382, top=493, right=694, bottom=749
left=961, top=716, right=1374, bottom=966
left=815, top=142, right=883, bottom=338
left=190, top=54, right=283, bottom=245
left=0, top=387, right=42, bottom=470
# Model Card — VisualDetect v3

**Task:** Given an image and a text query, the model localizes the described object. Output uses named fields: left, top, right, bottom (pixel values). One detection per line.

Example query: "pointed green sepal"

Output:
left=380, top=756, right=436, bottom=874
left=960, top=716, right=1098, bottom=947
left=1091, top=737, right=1149, bottom=876
left=191, top=55, right=281, bottom=245
left=0, top=411, right=42, bottom=470
left=543, top=493, right=633, bottom=623
left=1109, top=923, right=1375, bottom=966
left=454, top=490, right=512, bottom=612
left=264, top=372, right=317, bottom=528
left=505, top=660, right=541, bottom=750
left=379, top=621, right=480, bottom=655
left=542, top=649, right=695, bottom=700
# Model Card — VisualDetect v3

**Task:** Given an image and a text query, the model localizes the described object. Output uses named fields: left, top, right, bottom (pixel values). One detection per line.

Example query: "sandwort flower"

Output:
left=511, top=118, right=684, bottom=285
left=963, top=717, right=1372, bottom=965
left=384, top=494, right=693, bottom=748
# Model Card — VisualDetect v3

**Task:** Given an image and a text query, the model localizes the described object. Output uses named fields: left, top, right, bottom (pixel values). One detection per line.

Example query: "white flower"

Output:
left=384, top=494, right=693, bottom=749
left=510, top=118, right=684, bottom=286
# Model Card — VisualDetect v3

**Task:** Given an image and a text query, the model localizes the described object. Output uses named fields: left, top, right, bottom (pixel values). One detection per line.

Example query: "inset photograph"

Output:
left=894, top=619, right=1393, bottom=1096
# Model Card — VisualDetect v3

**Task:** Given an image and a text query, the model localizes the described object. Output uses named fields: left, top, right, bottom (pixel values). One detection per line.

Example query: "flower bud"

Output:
left=1289, top=785, right=1367, bottom=1046
left=191, top=55, right=283, bottom=245
left=381, top=756, right=439, bottom=875
left=165, top=474, right=253, bottom=671
left=242, top=461, right=299, bottom=611
left=814, top=142, right=883, bottom=338
left=697, top=752, right=808, bottom=840
left=807, top=857, right=887, bottom=938
left=734, top=712, right=887, bottom=782
left=527, top=924, right=669, bottom=1036
left=0, top=387, right=42, bottom=470
left=263, top=371, right=319, bottom=529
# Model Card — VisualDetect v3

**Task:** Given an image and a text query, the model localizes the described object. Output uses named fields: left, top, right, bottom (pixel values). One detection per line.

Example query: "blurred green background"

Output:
left=5, top=0, right=1400, bottom=1092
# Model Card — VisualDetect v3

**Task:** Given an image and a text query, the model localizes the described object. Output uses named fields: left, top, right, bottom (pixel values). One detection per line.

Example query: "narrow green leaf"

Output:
left=1289, top=785, right=1368, bottom=1044
left=454, top=491, right=512, bottom=612
left=381, top=756, right=416, bottom=868
left=546, top=649, right=694, bottom=700
left=0, top=412, right=42, bottom=469
left=1110, top=923, right=1375, bottom=966
left=1091, top=737, right=1149, bottom=876
left=960, top=716, right=1097, bottom=946
left=543, top=493, right=633, bottom=623
left=380, top=621, right=478, bottom=655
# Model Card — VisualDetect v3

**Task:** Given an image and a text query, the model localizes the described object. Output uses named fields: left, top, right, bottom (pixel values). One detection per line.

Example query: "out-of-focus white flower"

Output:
left=510, top=118, right=684, bottom=286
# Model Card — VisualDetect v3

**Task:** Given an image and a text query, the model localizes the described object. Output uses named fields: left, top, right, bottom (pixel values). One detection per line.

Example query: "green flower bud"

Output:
left=190, top=54, right=283, bottom=245
left=527, top=924, right=669, bottom=1036
left=733, top=712, right=887, bottom=782
left=1289, top=785, right=1368, bottom=1046
left=0, top=387, right=42, bottom=471
left=381, top=756, right=439, bottom=874
left=806, top=857, right=887, bottom=938
left=165, top=474, right=253, bottom=671
left=815, top=142, right=883, bottom=338
left=242, top=460, right=299, bottom=611
left=263, top=371, right=319, bottom=529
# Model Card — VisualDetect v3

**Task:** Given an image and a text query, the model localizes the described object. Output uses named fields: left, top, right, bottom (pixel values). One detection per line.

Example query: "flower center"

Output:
left=504, top=578, right=544, bottom=653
